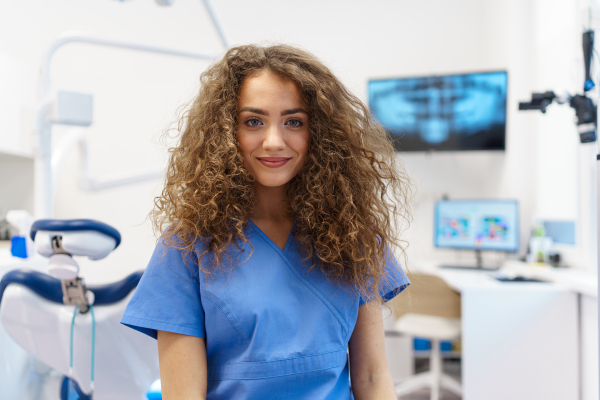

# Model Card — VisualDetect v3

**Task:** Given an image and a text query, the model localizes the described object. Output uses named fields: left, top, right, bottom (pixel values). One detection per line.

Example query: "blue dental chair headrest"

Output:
left=30, top=219, right=122, bottom=248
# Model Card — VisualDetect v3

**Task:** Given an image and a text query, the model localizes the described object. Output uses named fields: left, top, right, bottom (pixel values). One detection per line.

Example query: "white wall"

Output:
left=0, top=0, right=593, bottom=276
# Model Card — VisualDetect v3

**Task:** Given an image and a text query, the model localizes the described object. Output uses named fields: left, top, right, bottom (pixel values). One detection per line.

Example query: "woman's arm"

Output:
left=348, top=301, right=397, bottom=400
left=157, top=330, right=208, bottom=400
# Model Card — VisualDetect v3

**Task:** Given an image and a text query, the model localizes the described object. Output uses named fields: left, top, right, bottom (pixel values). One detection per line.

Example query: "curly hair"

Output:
left=152, top=44, right=412, bottom=302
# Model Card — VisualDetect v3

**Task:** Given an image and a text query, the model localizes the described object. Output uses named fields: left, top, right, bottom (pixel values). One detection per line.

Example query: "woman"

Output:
left=121, top=44, right=411, bottom=400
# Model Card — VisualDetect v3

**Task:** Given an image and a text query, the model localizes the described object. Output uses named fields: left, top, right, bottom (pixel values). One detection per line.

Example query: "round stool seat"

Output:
left=395, top=313, right=461, bottom=341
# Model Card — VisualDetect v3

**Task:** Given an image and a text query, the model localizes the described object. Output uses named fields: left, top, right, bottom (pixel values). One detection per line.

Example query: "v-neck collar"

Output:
left=248, top=219, right=350, bottom=336
left=248, top=219, right=295, bottom=253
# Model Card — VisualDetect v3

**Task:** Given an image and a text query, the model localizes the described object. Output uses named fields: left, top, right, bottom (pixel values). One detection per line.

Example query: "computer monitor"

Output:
left=434, top=199, right=519, bottom=256
left=368, top=70, right=508, bottom=152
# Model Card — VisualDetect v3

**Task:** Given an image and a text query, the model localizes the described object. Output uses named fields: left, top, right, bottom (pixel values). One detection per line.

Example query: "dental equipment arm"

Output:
left=36, top=0, right=230, bottom=218
left=518, top=31, right=597, bottom=144
left=153, top=0, right=228, bottom=48
left=35, top=33, right=218, bottom=218
left=50, top=128, right=164, bottom=208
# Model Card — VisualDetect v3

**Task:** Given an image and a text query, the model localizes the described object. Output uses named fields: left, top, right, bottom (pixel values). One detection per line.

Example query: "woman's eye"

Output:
left=286, top=119, right=303, bottom=127
left=246, top=118, right=262, bottom=127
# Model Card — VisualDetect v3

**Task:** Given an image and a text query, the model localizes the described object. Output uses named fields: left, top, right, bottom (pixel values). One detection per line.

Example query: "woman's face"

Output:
left=237, top=69, right=310, bottom=189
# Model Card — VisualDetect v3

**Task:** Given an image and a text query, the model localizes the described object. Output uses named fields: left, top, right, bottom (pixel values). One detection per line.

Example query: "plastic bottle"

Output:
left=6, top=210, right=34, bottom=259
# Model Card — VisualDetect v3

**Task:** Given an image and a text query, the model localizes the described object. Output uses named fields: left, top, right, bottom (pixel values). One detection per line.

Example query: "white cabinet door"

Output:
left=581, top=294, right=599, bottom=400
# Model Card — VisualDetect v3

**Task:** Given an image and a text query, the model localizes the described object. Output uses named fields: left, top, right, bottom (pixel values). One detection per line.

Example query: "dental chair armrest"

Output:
left=0, top=269, right=62, bottom=304
left=0, top=270, right=144, bottom=306
left=88, top=271, right=144, bottom=305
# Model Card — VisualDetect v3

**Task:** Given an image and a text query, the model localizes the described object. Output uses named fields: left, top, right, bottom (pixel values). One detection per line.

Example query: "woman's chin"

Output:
left=254, top=176, right=294, bottom=189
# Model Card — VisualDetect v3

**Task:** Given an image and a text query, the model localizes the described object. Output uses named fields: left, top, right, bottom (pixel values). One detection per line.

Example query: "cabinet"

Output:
left=0, top=151, right=34, bottom=218
left=0, top=51, right=35, bottom=235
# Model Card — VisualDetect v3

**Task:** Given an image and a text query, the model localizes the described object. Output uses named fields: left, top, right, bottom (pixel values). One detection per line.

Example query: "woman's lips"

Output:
left=256, top=157, right=292, bottom=168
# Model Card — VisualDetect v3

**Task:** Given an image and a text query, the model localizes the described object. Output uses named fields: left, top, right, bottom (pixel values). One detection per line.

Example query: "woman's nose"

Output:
left=263, top=125, right=285, bottom=150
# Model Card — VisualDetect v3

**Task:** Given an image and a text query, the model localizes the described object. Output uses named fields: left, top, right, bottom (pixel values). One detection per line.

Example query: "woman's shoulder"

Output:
left=155, top=227, right=211, bottom=255
left=154, top=224, right=255, bottom=278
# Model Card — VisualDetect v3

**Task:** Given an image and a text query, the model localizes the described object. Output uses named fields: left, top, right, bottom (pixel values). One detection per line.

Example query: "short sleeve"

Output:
left=359, top=248, right=410, bottom=306
left=120, top=237, right=205, bottom=340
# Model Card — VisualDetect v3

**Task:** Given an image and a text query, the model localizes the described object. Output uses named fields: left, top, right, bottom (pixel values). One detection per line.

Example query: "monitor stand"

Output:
left=439, top=250, right=500, bottom=271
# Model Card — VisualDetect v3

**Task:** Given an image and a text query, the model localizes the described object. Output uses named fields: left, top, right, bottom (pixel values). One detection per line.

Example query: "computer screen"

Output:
left=368, top=71, right=508, bottom=152
left=434, top=199, right=519, bottom=252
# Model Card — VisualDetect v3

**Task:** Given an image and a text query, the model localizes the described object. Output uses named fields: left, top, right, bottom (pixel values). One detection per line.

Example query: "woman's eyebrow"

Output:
left=281, top=108, right=308, bottom=116
left=239, top=107, right=308, bottom=116
left=239, top=107, right=268, bottom=115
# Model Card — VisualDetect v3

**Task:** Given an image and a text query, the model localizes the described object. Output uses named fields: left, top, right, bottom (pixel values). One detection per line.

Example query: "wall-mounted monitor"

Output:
left=434, top=199, right=519, bottom=252
left=369, top=71, right=508, bottom=152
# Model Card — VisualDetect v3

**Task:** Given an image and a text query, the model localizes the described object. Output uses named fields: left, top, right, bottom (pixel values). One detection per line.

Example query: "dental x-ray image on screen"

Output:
left=368, top=71, right=507, bottom=151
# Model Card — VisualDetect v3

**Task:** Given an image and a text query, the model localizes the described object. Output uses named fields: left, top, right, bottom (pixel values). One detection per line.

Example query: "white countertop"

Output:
left=412, top=260, right=598, bottom=298
left=502, top=260, right=598, bottom=298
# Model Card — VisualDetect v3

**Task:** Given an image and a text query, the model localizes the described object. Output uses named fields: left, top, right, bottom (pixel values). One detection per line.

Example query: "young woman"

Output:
left=121, top=44, right=411, bottom=400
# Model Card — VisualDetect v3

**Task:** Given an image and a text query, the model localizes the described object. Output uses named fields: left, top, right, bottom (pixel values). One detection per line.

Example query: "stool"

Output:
left=387, top=272, right=462, bottom=400
left=394, top=313, right=462, bottom=400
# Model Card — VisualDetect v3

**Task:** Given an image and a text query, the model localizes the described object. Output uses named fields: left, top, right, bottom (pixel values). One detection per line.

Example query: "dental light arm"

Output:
left=153, top=0, right=229, bottom=48
left=36, top=0, right=230, bottom=219
left=518, top=30, right=598, bottom=144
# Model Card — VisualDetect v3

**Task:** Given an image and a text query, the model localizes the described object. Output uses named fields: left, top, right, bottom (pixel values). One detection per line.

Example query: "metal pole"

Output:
left=597, top=121, right=600, bottom=400
left=39, top=31, right=217, bottom=100
left=596, top=36, right=600, bottom=397
left=201, top=0, right=230, bottom=49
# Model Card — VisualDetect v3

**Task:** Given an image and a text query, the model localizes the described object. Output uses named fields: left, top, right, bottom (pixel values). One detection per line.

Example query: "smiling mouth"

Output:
left=256, top=157, right=292, bottom=168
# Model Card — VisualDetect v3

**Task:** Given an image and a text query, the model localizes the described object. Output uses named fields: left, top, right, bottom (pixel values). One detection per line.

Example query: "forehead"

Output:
left=238, top=70, right=305, bottom=109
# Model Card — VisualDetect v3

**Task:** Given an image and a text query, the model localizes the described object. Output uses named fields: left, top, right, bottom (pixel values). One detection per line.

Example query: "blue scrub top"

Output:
left=121, top=221, right=409, bottom=400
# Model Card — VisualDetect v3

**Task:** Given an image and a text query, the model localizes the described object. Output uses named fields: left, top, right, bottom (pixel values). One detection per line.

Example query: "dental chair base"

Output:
left=0, top=271, right=158, bottom=399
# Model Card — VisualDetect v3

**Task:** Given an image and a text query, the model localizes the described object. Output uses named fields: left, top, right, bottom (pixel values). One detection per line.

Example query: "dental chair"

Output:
left=0, top=219, right=159, bottom=400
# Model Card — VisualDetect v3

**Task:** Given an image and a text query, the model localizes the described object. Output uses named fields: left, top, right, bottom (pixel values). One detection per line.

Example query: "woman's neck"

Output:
left=251, top=183, right=294, bottom=250
left=252, top=182, right=292, bottom=223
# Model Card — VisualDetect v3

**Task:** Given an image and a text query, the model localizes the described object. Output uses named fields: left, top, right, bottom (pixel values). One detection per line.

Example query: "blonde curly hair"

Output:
left=152, top=44, right=412, bottom=301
